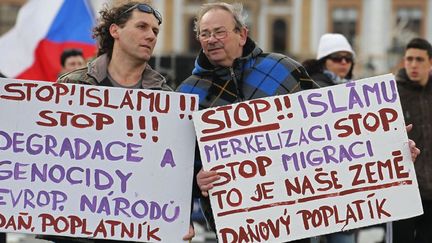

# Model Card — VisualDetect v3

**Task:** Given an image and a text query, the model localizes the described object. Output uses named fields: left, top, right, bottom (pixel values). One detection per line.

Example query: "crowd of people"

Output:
left=0, top=1, right=430, bottom=243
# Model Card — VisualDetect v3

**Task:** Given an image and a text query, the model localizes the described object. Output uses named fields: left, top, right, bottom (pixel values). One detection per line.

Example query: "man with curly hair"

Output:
left=57, top=1, right=168, bottom=91
left=38, top=1, right=194, bottom=242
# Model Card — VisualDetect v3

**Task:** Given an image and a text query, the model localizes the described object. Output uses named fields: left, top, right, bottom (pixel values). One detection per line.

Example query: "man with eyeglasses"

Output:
left=37, top=1, right=194, bottom=243
left=176, top=2, right=319, bottom=243
left=176, top=3, right=422, bottom=242
left=387, top=38, right=432, bottom=243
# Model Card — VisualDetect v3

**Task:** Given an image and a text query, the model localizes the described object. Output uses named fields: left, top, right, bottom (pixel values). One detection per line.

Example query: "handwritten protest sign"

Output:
left=193, top=74, right=423, bottom=242
left=0, top=78, right=198, bottom=242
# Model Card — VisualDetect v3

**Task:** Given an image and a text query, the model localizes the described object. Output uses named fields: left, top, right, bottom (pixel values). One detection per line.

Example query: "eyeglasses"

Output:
left=198, top=27, right=237, bottom=41
left=328, top=54, right=353, bottom=63
left=121, top=3, right=162, bottom=25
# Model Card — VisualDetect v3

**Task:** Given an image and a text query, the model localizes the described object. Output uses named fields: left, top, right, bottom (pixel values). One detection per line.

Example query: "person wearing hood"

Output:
left=176, top=2, right=318, bottom=242
left=303, top=33, right=357, bottom=243
left=387, top=37, right=432, bottom=243
left=303, top=33, right=355, bottom=88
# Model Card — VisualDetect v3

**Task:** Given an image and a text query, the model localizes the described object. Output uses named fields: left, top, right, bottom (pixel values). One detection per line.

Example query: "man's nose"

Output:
left=146, top=31, right=157, bottom=40
left=207, top=33, right=219, bottom=43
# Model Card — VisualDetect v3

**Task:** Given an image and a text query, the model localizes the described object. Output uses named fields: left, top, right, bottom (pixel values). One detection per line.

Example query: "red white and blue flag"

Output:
left=0, top=0, right=97, bottom=81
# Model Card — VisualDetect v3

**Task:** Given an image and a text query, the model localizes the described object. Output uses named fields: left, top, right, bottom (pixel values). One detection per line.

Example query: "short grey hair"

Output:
left=194, top=2, right=248, bottom=38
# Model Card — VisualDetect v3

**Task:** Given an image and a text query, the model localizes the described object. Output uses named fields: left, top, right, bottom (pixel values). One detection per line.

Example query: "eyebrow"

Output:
left=406, top=56, right=425, bottom=59
left=200, top=26, right=225, bottom=32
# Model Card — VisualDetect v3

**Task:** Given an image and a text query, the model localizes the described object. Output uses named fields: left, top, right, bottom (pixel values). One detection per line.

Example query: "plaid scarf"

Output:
left=177, top=37, right=317, bottom=109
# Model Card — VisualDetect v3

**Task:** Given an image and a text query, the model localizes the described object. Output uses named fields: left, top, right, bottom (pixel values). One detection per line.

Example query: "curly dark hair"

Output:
left=93, top=1, right=145, bottom=58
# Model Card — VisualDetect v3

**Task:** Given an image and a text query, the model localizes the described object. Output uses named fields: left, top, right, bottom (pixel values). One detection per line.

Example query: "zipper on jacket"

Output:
left=230, top=67, right=245, bottom=101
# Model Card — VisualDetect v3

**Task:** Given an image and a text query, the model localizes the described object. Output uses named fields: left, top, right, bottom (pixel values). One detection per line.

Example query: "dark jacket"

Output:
left=302, top=58, right=354, bottom=87
left=177, top=37, right=317, bottom=232
left=302, top=59, right=332, bottom=87
left=309, top=72, right=333, bottom=87
left=303, top=58, right=357, bottom=238
left=397, top=68, right=432, bottom=201
left=177, top=37, right=317, bottom=109
left=38, top=54, right=170, bottom=243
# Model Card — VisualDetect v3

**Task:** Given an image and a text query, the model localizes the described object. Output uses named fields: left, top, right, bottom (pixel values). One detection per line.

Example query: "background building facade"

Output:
left=1, top=0, right=432, bottom=84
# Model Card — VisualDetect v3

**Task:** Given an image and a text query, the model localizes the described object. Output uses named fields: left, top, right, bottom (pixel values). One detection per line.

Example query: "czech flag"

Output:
left=0, top=0, right=97, bottom=81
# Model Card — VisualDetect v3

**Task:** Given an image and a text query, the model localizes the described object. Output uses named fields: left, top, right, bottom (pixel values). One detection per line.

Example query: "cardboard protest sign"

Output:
left=0, top=78, right=198, bottom=242
left=193, top=74, right=423, bottom=242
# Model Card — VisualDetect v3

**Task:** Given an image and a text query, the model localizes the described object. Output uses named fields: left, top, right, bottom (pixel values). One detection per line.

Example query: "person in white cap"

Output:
left=303, top=33, right=355, bottom=87
left=303, top=33, right=357, bottom=243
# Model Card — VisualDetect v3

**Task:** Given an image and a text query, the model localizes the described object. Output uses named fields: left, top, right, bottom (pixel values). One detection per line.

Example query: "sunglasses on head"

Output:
left=328, top=54, right=353, bottom=63
left=121, top=3, right=162, bottom=25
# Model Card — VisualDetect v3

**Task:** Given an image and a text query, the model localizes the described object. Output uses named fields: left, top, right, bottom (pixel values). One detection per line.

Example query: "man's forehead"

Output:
left=200, top=25, right=227, bottom=31
left=199, top=9, right=235, bottom=29
left=128, top=10, right=159, bottom=26
left=405, top=48, right=428, bottom=56
left=66, top=56, right=84, bottom=62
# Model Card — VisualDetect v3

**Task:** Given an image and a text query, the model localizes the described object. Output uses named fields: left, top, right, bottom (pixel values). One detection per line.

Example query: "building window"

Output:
left=242, top=6, right=254, bottom=37
left=387, top=7, right=422, bottom=67
left=185, top=0, right=204, bottom=4
left=396, top=8, right=422, bottom=36
left=272, top=19, right=287, bottom=53
left=188, top=18, right=201, bottom=54
left=0, top=4, right=20, bottom=35
left=272, top=0, right=289, bottom=3
left=331, top=8, right=357, bottom=47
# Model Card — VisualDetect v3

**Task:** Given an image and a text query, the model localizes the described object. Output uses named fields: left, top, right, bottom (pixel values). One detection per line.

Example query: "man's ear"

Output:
left=109, top=24, right=119, bottom=39
left=239, top=27, right=248, bottom=46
